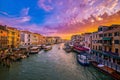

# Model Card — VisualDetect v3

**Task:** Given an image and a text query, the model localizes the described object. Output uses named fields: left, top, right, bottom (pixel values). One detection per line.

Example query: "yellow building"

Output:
left=31, top=33, right=46, bottom=45
left=31, top=33, right=39, bottom=45
left=37, top=34, right=46, bottom=45
left=7, top=27, right=20, bottom=48
left=0, top=25, right=8, bottom=49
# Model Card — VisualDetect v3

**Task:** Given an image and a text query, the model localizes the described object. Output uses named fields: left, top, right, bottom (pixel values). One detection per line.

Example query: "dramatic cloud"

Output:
left=57, top=0, right=119, bottom=22
left=38, top=0, right=53, bottom=11
left=0, top=8, right=31, bottom=26
left=0, top=0, right=120, bottom=39
left=21, top=8, right=30, bottom=16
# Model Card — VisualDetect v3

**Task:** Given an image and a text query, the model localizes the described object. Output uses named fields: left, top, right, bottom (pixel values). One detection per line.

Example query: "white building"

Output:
left=82, top=33, right=91, bottom=48
left=20, top=31, right=32, bottom=46
left=71, top=35, right=83, bottom=45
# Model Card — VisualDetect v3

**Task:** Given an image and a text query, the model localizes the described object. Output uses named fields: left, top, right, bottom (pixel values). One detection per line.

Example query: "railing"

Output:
left=90, top=56, right=120, bottom=72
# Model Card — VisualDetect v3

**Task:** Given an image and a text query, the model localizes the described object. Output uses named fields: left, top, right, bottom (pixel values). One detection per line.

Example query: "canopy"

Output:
left=74, top=46, right=89, bottom=51
left=102, top=37, right=111, bottom=40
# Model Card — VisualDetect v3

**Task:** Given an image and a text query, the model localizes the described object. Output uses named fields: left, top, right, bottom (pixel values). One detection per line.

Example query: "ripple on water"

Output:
left=0, top=44, right=113, bottom=80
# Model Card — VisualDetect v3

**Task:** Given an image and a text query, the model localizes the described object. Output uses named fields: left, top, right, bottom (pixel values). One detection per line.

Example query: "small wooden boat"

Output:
left=65, top=48, right=72, bottom=53
left=91, top=61, right=120, bottom=80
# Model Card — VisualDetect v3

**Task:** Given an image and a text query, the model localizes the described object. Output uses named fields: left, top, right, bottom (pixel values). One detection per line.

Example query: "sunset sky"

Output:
left=0, top=0, right=120, bottom=39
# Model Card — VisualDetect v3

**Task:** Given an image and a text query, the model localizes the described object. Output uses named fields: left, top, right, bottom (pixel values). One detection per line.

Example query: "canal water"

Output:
left=0, top=44, right=113, bottom=80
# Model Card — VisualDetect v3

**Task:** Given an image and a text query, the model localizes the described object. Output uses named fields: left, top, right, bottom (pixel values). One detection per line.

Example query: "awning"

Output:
left=74, top=46, right=89, bottom=51
left=102, top=37, right=111, bottom=40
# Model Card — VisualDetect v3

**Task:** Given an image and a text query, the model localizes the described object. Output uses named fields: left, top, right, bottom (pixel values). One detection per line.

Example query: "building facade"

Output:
left=91, top=25, right=120, bottom=56
left=53, top=37, right=62, bottom=44
left=71, top=35, right=83, bottom=46
left=38, top=34, right=46, bottom=45
left=46, top=37, right=55, bottom=45
left=0, top=25, right=8, bottom=49
left=31, top=33, right=39, bottom=45
left=81, top=33, right=91, bottom=49
left=20, top=31, right=31, bottom=46
left=20, top=31, right=46, bottom=46
left=7, top=27, right=20, bottom=48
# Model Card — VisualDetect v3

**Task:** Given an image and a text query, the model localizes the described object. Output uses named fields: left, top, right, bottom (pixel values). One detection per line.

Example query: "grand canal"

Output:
left=0, top=43, right=113, bottom=80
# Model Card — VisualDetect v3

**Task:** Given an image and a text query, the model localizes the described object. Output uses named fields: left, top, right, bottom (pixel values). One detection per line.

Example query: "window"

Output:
left=108, top=33, right=112, bottom=36
left=99, top=34, right=103, bottom=37
left=114, top=32, right=119, bottom=36
left=99, top=40, right=102, bottom=43
left=1, top=31, right=3, bottom=33
left=93, top=46, right=94, bottom=49
left=98, top=27, right=103, bottom=31
left=28, top=34, right=30, bottom=37
left=12, top=32, right=15, bottom=35
left=115, top=48, right=119, bottom=53
left=96, top=35, right=97, bottom=38
left=104, top=34, right=107, bottom=37
left=28, top=39, right=30, bottom=41
left=99, top=46, right=101, bottom=50
left=109, top=48, right=112, bottom=52
left=114, top=40, right=119, bottom=44
left=96, top=46, right=97, bottom=50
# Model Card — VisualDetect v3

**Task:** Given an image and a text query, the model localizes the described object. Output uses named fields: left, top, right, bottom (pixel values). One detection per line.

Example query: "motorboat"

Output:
left=37, top=45, right=42, bottom=51
left=29, top=46, right=39, bottom=54
left=41, top=45, right=46, bottom=49
left=77, top=52, right=90, bottom=66
left=73, top=45, right=89, bottom=53
left=65, top=48, right=72, bottom=53
left=63, top=45, right=72, bottom=53
left=44, top=46, right=52, bottom=51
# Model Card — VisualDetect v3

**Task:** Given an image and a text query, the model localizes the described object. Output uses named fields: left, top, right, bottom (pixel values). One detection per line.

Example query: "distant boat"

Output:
left=73, top=45, right=89, bottom=53
left=77, top=52, right=90, bottom=66
left=63, top=45, right=72, bottom=53
left=37, top=45, right=42, bottom=51
left=65, top=48, right=72, bottom=53
left=44, top=46, right=52, bottom=51
left=29, top=47, right=39, bottom=54
left=41, top=45, right=46, bottom=49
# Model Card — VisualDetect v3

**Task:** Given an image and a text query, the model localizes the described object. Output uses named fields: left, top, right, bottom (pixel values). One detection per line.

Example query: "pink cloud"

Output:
left=21, top=8, right=30, bottom=16
left=38, top=0, right=53, bottom=11
left=0, top=8, right=31, bottom=26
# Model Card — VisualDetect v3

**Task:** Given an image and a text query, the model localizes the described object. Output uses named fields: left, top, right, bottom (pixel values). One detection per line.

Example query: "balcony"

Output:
left=102, top=43, right=112, bottom=46
left=91, top=50, right=120, bottom=59
left=102, top=37, right=112, bottom=46
left=104, top=51, right=119, bottom=56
